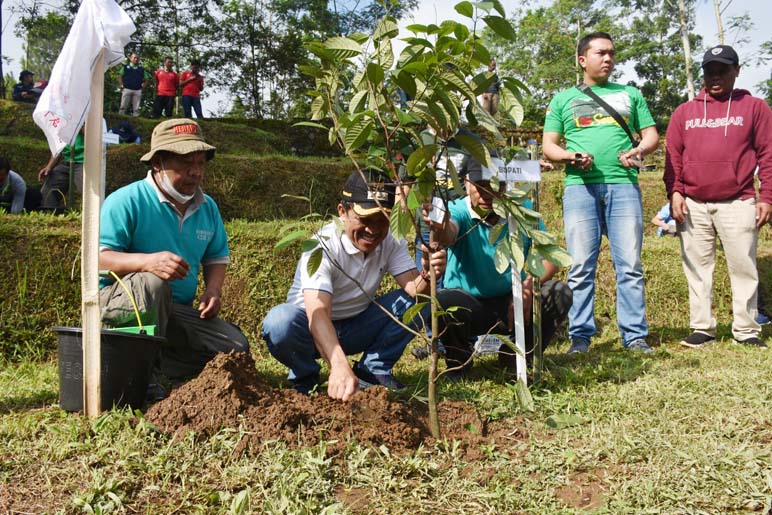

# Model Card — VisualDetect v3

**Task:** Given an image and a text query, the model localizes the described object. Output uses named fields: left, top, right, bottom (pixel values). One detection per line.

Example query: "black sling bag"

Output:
left=576, top=84, right=639, bottom=148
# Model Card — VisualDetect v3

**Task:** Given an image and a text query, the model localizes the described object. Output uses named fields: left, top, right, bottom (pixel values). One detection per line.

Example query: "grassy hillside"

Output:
left=2, top=102, right=772, bottom=514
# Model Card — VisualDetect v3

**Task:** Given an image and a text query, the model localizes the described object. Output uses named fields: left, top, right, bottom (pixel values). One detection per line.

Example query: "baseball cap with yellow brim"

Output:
left=140, top=118, right=216, bottom=163
left=341, top=169, right=396, bottom=217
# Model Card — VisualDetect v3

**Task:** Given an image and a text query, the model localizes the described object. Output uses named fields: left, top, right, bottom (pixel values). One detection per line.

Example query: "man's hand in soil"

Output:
left=327, top=359, right=358, bottom=401
left=145, top=251, right=190, bottom=281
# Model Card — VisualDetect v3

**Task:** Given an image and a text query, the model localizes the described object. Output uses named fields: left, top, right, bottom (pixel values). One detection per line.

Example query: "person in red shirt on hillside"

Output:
left=152, top=57, right=179, bottom=118
left=180, top=60, right=205, bottom=119
left=664, top=45, right=772, bottom=349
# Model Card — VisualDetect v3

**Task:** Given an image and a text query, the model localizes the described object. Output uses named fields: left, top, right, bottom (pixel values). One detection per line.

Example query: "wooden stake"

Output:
left=82, top=50, right=105, bottom=417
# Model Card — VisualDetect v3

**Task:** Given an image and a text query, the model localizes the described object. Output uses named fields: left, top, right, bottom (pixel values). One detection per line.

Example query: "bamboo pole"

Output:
left=82, top=50, right=106, bottom=417
left=510, top=213, right=527, bottom=386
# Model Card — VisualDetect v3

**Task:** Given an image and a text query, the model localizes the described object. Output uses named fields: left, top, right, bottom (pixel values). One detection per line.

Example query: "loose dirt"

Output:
left=146, top=352, right=506, bottom=455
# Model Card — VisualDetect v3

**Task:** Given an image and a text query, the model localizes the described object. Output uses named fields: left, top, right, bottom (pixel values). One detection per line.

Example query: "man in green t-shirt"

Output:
left=38, top=131, right=85, bottom=210
left=542, top=32, right=659, bottom=355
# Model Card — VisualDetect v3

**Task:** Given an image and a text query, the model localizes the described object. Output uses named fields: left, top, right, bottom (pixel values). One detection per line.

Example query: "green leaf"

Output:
left=401, top=37, right=434, bottom=48
left=402, top=301, right=428, bottom=325
left=377, top=38, right=394, bottom=69
left=455, top=1, right=474, bottom=17
left=389, top=205, right=413, bottom=242
left=435, top=88, right=460, bottom=126
left=513, top=378, right=535, bottom=412
left=455, top=134, right=491, bottom=170
left=348, top=32, right=370, bottom=44
left=537, top=244, right=573, bottom=268
left=472, top=103, right=503, bottom=141
left=546, top=413, right=587, bottom=429
left=483, top=15, right=516, bottom=41
left=490, top=0, right=505, bottom=16
left=349, top=90, right=368, bottom=115
left=475, top=1, right=494, bottom=13
left=509, top=229, right=525, bottom=272
left=528, top=230, right=555, bottom=245
left=405, top=24, right=428, bottom=34
left=406, top=188, right=421, bottom=210
left=502, top=77, right=530, bottom=101
left=488, top=223, right=505, bottom=245
left=274, top=230, right=308, bottom=251
left=447, top=156, right=465, bottom=198
left=297, top=64, right=322, bottom=78
left=292, top=121, right=327, bottom=130
left=472, top=41, right=492, bottom=66
left=453, top=23, right=470, bottom=41
left=402, top=61, right=429, bottom=78
left=310, top=95, right=327, bottom=121
left=306, top=247, right=323, bottom=276
left=231, top=488, right=251, bottom=515
left=344, top=118, right=374, bottom=152
left=392, top=70, right=417, bottom=99
left=441, top=71, right=476, bottom=102
left=366, top=62, right=385, bottom=86
left=300, top=239, right=320, bottom=253
left=324, top=36, right=363, bottom=59
left=499, top=86, right=525, bottom=126
left=526, top=247, right=545, bottom=278
left=427, top=101, right=450, bottom=131
left=493, top=241, right=511, bottom=274
left=374, top=17, right=399, bottom=41
left=406, top=144, right=439, bottom=177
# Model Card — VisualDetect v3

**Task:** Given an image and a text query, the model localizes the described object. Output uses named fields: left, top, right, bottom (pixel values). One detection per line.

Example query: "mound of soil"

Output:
left=145, top=353, right=494, bottom=455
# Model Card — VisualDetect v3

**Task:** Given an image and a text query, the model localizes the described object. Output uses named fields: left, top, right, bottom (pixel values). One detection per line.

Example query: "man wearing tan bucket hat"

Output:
left=98, top=118, right=249, bottom=400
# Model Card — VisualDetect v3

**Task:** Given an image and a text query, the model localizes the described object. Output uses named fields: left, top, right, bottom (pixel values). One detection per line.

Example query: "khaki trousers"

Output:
left=679, top=197, right=760, bottom=340
left=100, top=272, right=249, bottom=381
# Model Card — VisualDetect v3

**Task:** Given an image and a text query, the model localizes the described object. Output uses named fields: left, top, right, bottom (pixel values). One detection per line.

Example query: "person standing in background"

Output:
left=180, top=60, right=205, bottom=119
left=152, top=57, right=178, bottom=118
left=118, top=53, right=147, bottom=117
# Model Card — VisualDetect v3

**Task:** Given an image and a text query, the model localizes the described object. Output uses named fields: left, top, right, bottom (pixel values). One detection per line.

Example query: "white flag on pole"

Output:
left=33, top=0, right=135, bottom=157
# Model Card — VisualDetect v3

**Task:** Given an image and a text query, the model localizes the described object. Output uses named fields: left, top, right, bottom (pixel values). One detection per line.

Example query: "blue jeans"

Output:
left=563, top=183, right=648, bottom=346
left=261, top=289, right=416, bottom=383
left=182, top=96, right=203, bottom=118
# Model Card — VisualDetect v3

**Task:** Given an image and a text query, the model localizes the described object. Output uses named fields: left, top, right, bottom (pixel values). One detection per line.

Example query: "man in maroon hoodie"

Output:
left=665, top=45, right=772, bottom=349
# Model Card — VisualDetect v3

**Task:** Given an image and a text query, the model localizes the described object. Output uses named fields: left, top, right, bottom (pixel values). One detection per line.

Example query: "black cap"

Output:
left=341, top=169, right=395, bottom=217
left=702, top=45, right=739, bottom=68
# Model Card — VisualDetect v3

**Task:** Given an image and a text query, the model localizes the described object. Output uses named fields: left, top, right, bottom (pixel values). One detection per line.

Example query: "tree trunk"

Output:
left=713, top=0, right=724, bottom=44
left=678, top=0, right=696, bottom=100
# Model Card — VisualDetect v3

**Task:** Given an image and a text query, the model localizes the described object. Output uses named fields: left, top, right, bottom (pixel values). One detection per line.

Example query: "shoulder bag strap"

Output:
left=576, top=84, right=638, bottom=147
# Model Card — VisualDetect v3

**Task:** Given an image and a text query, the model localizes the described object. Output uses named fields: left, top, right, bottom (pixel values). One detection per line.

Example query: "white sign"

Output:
left=502, top=159, right=541, bottom=183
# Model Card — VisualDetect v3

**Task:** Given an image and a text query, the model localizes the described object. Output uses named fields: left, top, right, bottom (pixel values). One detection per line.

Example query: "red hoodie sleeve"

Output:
left=753, top=99, right=772, bottom=205
left=664, top=105, right=686, bottom=198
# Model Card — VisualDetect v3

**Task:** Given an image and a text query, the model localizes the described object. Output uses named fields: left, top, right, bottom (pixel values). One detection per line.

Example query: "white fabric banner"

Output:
left=503, top=159, right=541, bottom=183
left=33, top=0, right=135, bottom=157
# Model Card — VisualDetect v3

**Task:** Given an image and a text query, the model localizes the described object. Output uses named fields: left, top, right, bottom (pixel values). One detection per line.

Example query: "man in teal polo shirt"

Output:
left=423, top=157, right=572, bottom=378
left=99, top=118, right=248, bottom=397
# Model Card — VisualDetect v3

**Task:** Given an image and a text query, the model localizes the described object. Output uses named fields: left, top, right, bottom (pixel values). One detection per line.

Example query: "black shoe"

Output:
left=733, top=337, right=768, bottom=349
left=352, top=363, right=406, bottom=391
left=411, top=344, right=431, bottom=360
left=680, top=332, right=716, bottom=348
left=145, top=383, right=169, bottom=404
left=291, top=376, right=321, bottom=395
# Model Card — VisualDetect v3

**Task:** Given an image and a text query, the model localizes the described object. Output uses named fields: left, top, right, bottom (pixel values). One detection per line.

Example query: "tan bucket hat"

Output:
left=140, top=118, right=216, bottom=163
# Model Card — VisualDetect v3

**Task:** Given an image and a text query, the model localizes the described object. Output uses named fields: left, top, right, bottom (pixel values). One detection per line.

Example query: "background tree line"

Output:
left=4, top=0, right=771, bottom=126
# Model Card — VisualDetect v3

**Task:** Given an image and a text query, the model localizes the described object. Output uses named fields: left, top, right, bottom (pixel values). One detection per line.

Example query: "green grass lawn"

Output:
left=2, top=248, right=772, bottom=513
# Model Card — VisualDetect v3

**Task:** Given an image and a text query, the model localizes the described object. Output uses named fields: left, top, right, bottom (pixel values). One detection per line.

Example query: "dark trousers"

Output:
left=426, top=280, right=572, bottom=371
left=41, top=163, right=83, bottom=210
left=182, top=95, right=203, bottom=118
left=152, top=95, right=175, bottom=117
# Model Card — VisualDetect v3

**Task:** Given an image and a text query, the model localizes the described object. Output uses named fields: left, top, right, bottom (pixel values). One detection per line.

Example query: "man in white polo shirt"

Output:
left=261, top=169, right=446, bottom=401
